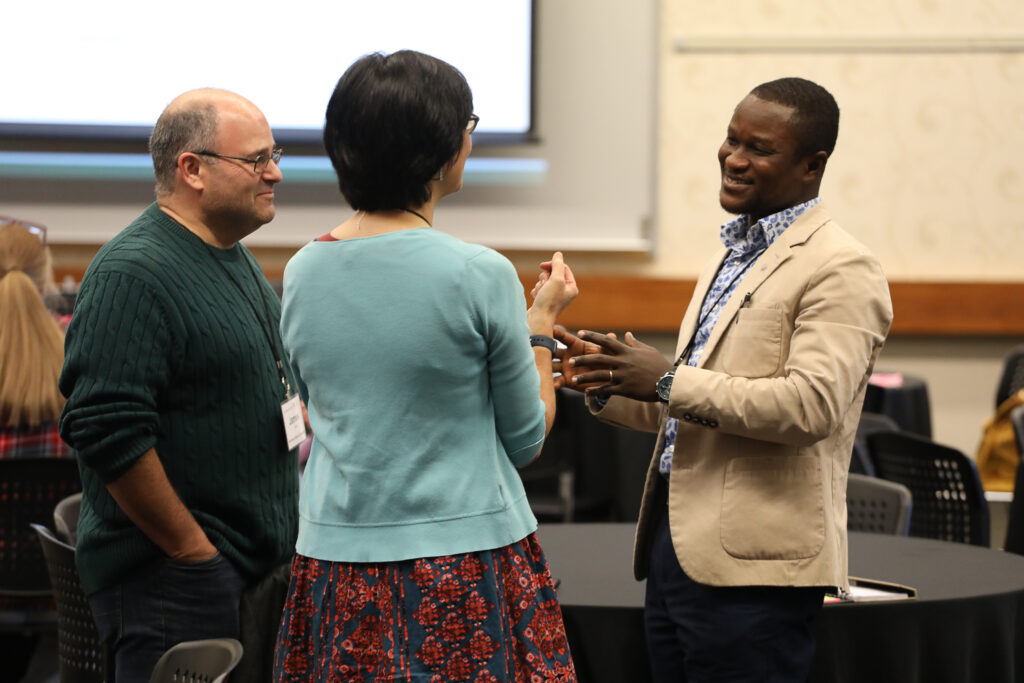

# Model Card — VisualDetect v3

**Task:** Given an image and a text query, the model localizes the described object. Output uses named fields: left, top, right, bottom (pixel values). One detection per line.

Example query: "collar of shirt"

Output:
left=719, top=197, right=821, bottom=257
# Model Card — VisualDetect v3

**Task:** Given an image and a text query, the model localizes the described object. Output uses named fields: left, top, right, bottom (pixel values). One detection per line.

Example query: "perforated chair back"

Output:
left=148, top=638, right=243, bottom=683
left=31, top=523, right=109, bottom=683
left=54, top=492, right=83, bottom=546
left=0, top=457, right=82, bottom=596
left=867, top=431, right=990, bottom=546
left=1003, top=404, right=1024, bottom=554
left=846, top=473, right=912, bottom=535
left=995, top=344, right=1024, bottom=409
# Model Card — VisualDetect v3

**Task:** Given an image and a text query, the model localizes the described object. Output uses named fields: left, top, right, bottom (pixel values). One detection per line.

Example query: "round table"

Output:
left=537, top=524, right=1024, bottom=683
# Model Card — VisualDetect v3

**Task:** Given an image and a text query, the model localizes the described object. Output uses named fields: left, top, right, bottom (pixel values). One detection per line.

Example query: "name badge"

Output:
left=281, top=394, right=308, bottom=451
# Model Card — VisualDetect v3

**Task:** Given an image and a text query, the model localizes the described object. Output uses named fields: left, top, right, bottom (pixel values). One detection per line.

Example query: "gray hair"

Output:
left=149, top=102, right=219, bottom=195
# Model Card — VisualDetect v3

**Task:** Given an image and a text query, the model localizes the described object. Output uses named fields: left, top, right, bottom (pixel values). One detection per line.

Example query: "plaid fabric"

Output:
left=0, top=422, right=71, bottom=459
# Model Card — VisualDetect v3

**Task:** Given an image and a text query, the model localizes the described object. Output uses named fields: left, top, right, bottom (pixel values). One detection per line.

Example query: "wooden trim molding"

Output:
left=52, top=261, right=1024, bottom=336
left=885, top=282, right=1024, bottom=336
left=515, top=275, right=1024, bottom=337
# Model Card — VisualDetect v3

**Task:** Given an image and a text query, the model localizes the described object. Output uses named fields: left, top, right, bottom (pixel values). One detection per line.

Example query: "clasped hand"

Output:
left=552, top=328, right=672, bottom=402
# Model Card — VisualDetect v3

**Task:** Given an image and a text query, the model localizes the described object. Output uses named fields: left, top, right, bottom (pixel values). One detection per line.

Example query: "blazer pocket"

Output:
left=721, top=307, right=783, bottom=378
left=720, top=455, right=825, bottom=560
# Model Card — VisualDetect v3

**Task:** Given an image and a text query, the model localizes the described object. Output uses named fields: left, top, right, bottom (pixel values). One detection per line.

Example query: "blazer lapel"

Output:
left=695, top=204, right=832, bottom=368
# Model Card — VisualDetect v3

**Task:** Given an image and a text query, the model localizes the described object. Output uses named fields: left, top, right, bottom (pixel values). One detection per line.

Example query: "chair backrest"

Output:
left=0, top=458, right=82, bottom=596
left=867, top=431, right=990, bottom=546
left=857, top=411, right=901, bottom=441
left=1003, top=404, right=1024, bottom=554
left=851, top=411, right=902, bottom=477
left=610, top=425, right=658, bottom=522
left=149, top=638, right=243, bottom=683
left=849, top=441, right=872, bottom=477
left=846, top=473, right=912, bottom=535
left=54, top=492, right=83, bottom=546
left=995, top=344, right=1024, bottom=409
left=522, top=389, right=581, bottom=522
left=31, top=523, right=109, bottom=683
left=522, top=389, right=620, bottom=522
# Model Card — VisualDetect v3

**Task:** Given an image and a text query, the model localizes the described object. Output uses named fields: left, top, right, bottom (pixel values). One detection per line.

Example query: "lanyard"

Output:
left=203, top=245, right=291, bottom=399
left=673, top=248, right=765, bottom=368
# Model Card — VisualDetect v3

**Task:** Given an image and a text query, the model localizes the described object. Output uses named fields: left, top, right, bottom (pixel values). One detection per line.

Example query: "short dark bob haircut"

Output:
left=324, top=50, right=474, bottom=211
left=750, top=77, right=840, bottom=158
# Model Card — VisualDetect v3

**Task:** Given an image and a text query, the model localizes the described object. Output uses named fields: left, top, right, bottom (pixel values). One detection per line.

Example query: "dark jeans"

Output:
left=645, top=510, right=825, bottom=683
left=88, top=552, right=246, bottom=683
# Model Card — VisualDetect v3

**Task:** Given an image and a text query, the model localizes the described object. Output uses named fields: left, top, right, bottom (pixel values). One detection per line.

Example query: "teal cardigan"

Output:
left=281, top=228, right=545, bottom=562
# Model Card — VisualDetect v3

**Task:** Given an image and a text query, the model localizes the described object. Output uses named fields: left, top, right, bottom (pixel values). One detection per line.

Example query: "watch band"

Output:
left=529, top=334, right=558, bottom=355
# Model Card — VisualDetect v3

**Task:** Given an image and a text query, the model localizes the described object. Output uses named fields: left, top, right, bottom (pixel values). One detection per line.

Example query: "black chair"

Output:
left=521, top=391, right=581, bottom=522
left=31, top=523, right=109, bottom=683
left=846, top=472, right=912, bottom=535
left=1003, top=404, right=1024, bottom=555
left=863, top=372, right=932, bottom=438
left=54, top=492, right=83, bottom=546
left=995, top=344, right=1024, bottom=409
left=0, top=458, right=82, bottom=632
left=851, top=411, right=901, bottom=477
left=149, top=638, right=242, bottom=683
left=521, top=389, right=620, bottom=522
left=867, top=431, right=990, bottom=546
left=609, top=426, right=658, bottom=522
left=857, top=411, right=901, bottom=444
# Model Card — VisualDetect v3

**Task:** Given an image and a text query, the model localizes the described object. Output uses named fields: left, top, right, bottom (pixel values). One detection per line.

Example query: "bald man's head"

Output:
left=149, top=89, right=264, bottom=196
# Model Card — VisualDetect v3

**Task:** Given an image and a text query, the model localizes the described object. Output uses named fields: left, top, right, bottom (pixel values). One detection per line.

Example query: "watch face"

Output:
left=657, top=373, right=674, bottom=400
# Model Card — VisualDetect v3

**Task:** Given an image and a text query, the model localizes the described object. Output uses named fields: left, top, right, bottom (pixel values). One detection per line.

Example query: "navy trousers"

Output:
left=88, top=552, right=246, bottom=683
left=644, top=509, right=825, bottom=683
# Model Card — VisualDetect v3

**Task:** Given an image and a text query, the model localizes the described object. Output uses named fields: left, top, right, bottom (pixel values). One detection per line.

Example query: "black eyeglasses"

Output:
left=466, top=114, right=480, bottom=134
left=0, top=215, right=47, bottom=244
left=192, top=147, right=283, bottom=174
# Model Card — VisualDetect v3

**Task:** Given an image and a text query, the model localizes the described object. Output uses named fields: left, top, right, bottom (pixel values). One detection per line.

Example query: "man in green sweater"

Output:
left=59, top=89, right=300, bottom=682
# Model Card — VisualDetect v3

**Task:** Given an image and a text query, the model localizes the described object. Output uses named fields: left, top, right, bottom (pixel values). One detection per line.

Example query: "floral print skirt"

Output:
left=272, top=533, right=577, bottom=682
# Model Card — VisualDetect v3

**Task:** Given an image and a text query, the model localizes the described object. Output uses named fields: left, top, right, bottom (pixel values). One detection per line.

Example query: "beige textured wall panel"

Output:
left=656, top=0, right=1024, bottom=280
left=664, top=0, right=1024, bottom=33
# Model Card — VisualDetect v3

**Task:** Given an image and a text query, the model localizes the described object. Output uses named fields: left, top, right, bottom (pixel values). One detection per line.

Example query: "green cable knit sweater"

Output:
left=59, top=204, right=299, bottom=595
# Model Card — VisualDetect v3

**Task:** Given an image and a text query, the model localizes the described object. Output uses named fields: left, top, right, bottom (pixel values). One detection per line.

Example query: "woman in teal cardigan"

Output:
left=273, top=50, right=579, bottom=682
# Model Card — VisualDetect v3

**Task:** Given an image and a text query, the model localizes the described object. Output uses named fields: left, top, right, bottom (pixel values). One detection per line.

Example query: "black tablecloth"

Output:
left=537, top=525, right=1024, bottom=683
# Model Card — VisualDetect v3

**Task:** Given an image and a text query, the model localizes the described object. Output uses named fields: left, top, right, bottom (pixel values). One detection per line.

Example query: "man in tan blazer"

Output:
left=554, top=78, right=893, bottom=681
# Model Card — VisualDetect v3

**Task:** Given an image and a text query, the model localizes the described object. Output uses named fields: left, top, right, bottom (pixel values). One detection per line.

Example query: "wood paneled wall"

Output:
left=50, top=259, right=1023, bottom=336
left=513, top=275, right=1024, bottom=337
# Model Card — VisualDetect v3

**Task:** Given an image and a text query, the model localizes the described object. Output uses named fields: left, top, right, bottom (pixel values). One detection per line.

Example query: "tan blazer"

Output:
left=595, top=203, right=893, bottom=590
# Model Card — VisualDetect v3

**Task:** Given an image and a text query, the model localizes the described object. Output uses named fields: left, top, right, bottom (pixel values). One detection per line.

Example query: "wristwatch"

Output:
left=656, top=370, right=675, bottom=403
left=530, top=334, right=558, bottom=355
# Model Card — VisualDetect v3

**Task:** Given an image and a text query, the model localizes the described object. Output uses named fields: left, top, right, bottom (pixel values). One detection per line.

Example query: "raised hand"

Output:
left=567, top=330, right=673, bottom=401
left=528, top=252, right=578, bottom=332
